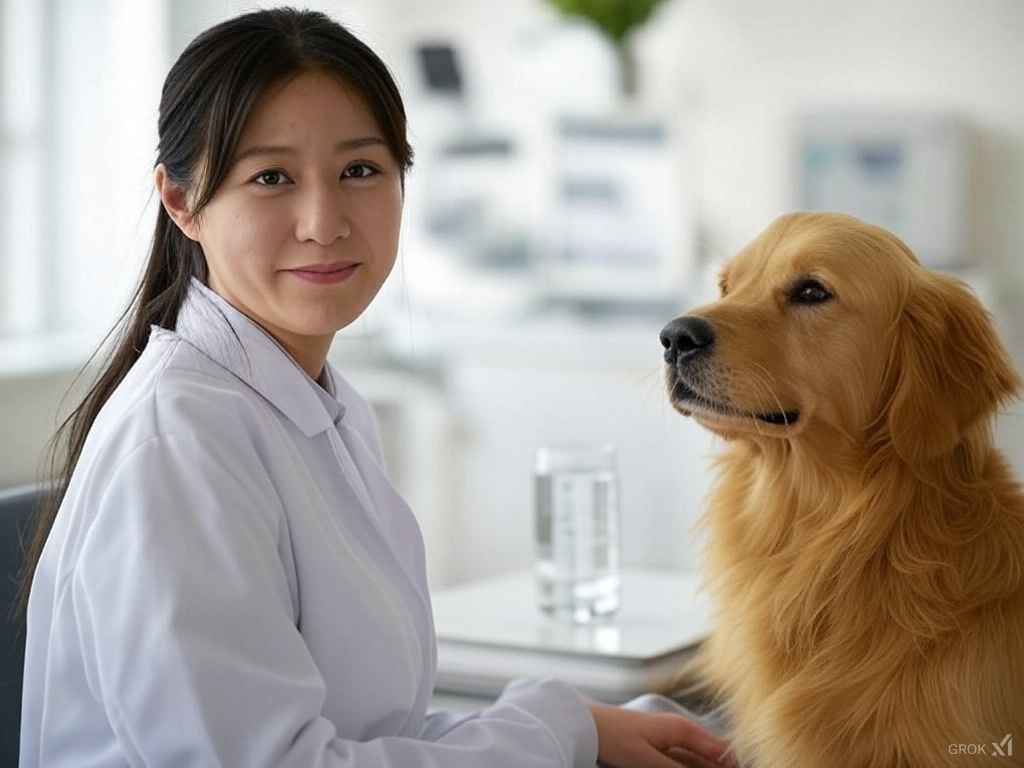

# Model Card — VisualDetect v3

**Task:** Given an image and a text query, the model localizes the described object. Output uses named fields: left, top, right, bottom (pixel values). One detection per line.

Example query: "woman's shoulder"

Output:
left=91, top=328, right=274, bottom=455
left=138, top=326, right=258, bottom=402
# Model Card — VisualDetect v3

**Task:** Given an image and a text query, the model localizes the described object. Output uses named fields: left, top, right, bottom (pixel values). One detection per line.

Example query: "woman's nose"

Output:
left=295, top=184, right=351, bottom=244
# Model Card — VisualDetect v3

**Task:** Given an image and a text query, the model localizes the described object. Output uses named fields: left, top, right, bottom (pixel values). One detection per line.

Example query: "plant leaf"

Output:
left=544, top=0, right=671, bottom=43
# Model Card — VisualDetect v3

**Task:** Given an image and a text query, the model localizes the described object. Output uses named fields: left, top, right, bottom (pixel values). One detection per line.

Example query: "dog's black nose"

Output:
left=660, top=316, right=716, bottom=364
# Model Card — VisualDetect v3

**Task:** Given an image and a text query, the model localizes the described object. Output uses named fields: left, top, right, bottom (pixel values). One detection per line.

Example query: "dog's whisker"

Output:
left=634, top=367, right=673, bottom=411
left=740, top=362, right=793, bottom=429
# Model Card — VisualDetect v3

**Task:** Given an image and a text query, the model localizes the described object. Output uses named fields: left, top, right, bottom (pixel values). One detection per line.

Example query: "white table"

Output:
left=431, top=568, right=712, bottom=705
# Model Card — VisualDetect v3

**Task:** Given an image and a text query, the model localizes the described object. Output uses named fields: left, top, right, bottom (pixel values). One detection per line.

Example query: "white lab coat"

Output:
left=21, top=280, right=599, bottom=767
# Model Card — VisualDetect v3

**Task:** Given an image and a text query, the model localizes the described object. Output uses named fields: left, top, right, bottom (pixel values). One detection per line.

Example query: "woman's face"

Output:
left=166, top=69, right=403, bottom=377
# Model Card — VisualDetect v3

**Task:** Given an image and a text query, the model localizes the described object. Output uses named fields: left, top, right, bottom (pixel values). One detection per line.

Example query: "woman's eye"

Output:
left=789, top=278, right=832, bottom=305
left=252, top=170, right=288, bottom=186
left=343, top=163, right=379, bottom=180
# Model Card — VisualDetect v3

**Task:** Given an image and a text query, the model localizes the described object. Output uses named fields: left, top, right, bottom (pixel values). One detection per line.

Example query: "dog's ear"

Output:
left=882, top=271, right=1020, bottom=464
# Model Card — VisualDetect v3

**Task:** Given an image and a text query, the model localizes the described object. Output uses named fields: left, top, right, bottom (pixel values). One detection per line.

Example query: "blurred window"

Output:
left=0, top=0, right=163, bottom=367
left=0, top=0, right=46, bottom=338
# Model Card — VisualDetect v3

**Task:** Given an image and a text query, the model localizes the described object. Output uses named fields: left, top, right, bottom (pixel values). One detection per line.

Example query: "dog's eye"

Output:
left=789, top=278, right=832, bottom=305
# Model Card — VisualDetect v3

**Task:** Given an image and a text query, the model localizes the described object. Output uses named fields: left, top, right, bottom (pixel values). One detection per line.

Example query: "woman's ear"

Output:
left=155, top=164, right=200, bottom=241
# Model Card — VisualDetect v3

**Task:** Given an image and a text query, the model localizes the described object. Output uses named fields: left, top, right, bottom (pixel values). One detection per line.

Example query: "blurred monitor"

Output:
left=546, top=115, right=693, bottom=306
left=796, top=112, right=968, bottom=268
left=417, top=43, right=464, bottom=97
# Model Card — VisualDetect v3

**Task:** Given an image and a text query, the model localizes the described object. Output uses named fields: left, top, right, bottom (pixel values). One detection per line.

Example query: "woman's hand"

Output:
left=588, top=702, right=738, bottom=768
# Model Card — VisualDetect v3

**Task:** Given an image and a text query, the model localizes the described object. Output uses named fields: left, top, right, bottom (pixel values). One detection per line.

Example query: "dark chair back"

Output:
left=0, top=484, right=39, bottom=767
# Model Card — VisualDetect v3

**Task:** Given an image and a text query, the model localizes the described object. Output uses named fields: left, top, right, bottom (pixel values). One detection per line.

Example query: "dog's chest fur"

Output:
left=699, top=443, right=1024, bottom=768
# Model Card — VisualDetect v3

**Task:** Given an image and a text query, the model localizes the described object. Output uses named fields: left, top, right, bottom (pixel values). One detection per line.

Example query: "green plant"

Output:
left=544, top=0, right=671, bottom=97
left=544, top=0, right=670, bottom=45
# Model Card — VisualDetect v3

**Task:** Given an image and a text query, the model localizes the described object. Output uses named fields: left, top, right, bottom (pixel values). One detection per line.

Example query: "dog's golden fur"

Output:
left=663, top=212, right=1024, bottom=767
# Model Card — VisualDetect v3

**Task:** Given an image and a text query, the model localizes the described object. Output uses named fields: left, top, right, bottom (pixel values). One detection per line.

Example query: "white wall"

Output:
left=643, top=0, right=1024, bottom=270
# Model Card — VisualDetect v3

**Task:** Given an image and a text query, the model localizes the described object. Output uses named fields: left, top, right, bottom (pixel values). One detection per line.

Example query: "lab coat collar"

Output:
left=173, top=279, right=345, bottom=437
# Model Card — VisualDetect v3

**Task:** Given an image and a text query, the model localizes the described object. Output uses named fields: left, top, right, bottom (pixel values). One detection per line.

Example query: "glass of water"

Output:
left=534, top=443, right=620, bottom=623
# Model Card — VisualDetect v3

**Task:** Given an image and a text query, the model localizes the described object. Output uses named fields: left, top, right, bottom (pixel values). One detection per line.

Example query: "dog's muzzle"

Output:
left=659, top=316, right=800, bottom=426
left=660, top=316, right=715, bottom=412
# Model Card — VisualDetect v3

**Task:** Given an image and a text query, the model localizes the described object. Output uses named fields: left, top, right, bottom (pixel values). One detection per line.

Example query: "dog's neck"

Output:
left=706, top=420, right=1024, bottom=645
left=709, top=419, right=1017, bottom=585
left=737, top=416, right=1003, bottom=495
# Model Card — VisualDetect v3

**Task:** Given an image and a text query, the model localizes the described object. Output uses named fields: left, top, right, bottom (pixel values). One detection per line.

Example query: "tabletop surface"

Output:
left=431, top=568, right=713, bottom=701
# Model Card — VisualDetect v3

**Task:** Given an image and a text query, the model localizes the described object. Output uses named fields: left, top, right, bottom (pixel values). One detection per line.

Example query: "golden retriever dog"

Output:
left=661, top=212, right=1024, bottom=767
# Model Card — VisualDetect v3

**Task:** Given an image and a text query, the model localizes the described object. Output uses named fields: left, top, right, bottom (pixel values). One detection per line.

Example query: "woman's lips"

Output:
left=286, top=262, right=359, bottom=285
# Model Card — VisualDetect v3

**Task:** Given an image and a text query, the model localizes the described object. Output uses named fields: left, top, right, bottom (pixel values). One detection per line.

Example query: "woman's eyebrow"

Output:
left=232, top=136, right=388, bottom=164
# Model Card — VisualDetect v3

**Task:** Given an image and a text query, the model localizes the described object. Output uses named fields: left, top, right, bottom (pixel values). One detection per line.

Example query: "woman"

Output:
left=19, top=8, right=733, bottom=767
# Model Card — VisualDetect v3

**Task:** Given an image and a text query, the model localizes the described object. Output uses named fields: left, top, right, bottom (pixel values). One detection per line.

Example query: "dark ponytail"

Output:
left=17, top=7, right=413, bottom=616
